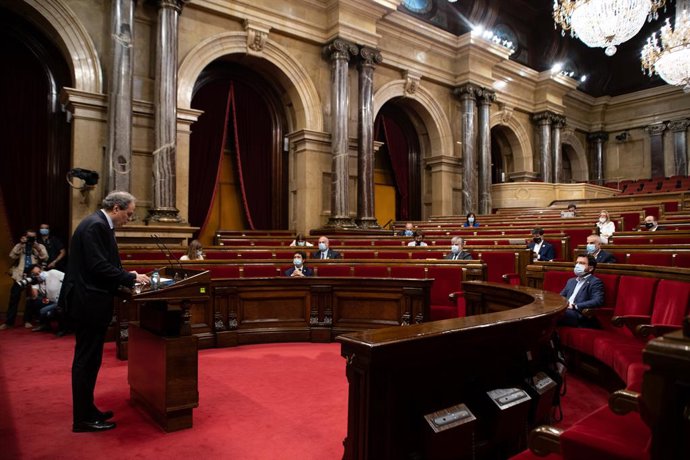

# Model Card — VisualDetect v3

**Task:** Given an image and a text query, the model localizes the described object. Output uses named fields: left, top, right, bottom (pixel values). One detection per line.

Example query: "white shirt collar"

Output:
left=101, top=209, right=114, bottom=230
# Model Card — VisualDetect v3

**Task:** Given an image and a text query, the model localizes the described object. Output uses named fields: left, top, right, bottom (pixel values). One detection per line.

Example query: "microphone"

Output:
left=151, top=234, right=184, bottom=277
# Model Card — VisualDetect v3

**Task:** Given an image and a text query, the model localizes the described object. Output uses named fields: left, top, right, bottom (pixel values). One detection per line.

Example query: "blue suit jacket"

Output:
left=560, top=274, right=605, bottom=310
left=528, top=240, right=556, bottom=261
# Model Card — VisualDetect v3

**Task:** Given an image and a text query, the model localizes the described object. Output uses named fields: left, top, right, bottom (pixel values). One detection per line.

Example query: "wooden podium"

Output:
left=127, top=267, right=210, bottom=432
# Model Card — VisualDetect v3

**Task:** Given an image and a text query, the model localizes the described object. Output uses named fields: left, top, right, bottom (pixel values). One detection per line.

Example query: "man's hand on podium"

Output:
left=132, top=272, right=151, bottom=285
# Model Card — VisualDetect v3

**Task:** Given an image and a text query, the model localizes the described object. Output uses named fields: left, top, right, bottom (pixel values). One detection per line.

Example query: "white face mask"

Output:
left=38, top=271, right=48, bottom=282
left=318, top=242, right=327, bottom=252
left=468, top=217, right=475, bottom=223
left=293, top=258, right=303, bottom=267
left=574, top=264, right=586, bottom=277
left=297, top=241, right=306, bottom=246
left=599, top=217, right=606, bottom=223
left=196, top=250, right=203, bottom=258
left=451, top=244, right=460, bottom=254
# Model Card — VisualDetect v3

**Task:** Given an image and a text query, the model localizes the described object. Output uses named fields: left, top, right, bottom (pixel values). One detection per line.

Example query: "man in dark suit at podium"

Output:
left=60, top=191, right=150, bottom=433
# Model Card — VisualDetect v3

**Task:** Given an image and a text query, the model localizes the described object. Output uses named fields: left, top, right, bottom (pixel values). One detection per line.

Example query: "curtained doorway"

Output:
left=189, top=61, right=288, bottom=243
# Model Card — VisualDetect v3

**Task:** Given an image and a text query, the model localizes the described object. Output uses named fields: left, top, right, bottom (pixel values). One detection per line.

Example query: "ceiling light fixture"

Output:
left=641, top=0, right=690, bottom=93
left=553, top=0, right=666, bottom=56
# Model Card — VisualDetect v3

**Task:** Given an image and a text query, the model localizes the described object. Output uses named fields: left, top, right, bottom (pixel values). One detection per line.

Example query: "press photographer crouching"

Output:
left=1, top=230, right=48, bottom=330
left=22, top=264, right=67, bottom=335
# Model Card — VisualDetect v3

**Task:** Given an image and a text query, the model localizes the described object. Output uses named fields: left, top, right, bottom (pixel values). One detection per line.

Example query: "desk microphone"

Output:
left=151, top=234, right=184, bottom=276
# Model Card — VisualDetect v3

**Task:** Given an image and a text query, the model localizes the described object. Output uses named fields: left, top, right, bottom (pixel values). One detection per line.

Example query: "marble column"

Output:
left=106, top=0, right=136, bottom=193
left=149, top=0, right=187, bottom=223
left=551, top=116, right=566, bottom=183
left=453, top=84, right=479, bottom=215
left=355, top=46, right=382, bottom=229
left=646, top=123, right=667, bottom=179
left=587, top=132, right=608, bottom=184
left=476, top=87, right=495, bottom=215
left=668, top=119, right=689, bottom=176
left=532, top=112, right=554, bottom=183
left=323, top=38, right=358, bottom=228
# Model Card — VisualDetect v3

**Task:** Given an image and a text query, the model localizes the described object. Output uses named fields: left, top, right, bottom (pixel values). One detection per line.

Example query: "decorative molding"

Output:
left=498, top=104, right=514, bottom=124
left=587, top=131, right=609, bottom=142
left=243, top=19, right=271, bottom=53
left=532, top=111, right=560, bottom=125
left=476, top=87, right=496, bottom=106
left=453, top=83, right=482, bottom=100
left=668, top=119, right=690, bottom=132
left=323, top=38, right=358, bottom=62
left=358, top=46, right=382, bottom=67
left=402, top=69, right=421, bottom=96
left=154, top=0, right=189, bottom=13
left=645, top=123, right=666, bottom=136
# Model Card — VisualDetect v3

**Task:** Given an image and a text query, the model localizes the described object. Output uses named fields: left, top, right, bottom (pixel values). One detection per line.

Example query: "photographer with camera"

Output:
left=39, top=223, right=67, bottom=271
left=23, top=264, right=66, bottom=335
left=1, top=229, right=48, bottom=330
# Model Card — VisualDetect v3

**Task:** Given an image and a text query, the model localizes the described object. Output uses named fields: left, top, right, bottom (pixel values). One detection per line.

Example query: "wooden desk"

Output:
left=337, top=281, right=566, bottom=460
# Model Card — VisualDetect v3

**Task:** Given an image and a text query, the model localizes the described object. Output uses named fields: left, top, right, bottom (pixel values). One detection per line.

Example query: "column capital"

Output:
left=357, top=46, right=383, bottom=68
left=668, top=119, right=690, bottom=132
left=151, top=0, right=188, bottom=13
left=476, top=87, right=496, bottom=106
left=453, top=83, right=481, bottom=101
left=587, top=131, right=609, bottom=142
left=645, top=123, right=666, bottom=136
left=552, top=115, right=566, bottom=129
left=532, top=111, right=560, bottom=125
left=323, top=38, right=358, bottom=62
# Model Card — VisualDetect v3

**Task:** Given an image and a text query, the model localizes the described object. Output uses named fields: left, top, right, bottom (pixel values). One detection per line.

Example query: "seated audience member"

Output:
left=527, top=228, right=555, bottom=261
left=1, top=229, right=49, bottom=330
left=284, top=251, right=313, bottom=277
left=561, top=204, right=577, bottom=218
left=407, top=231, right=428, bottom=247
left=445, top=237, right=472, bottom=260
left=24, top=264, right=66, bottom=335
left=463, top=212, right=480, bottom=228
left=641, top=215, right=663, bottom=231
left=595, top=210, right=615, bottom=243
left=586, top=234, right=617, bottom=263
left=397, top=222, right=415, bottom=237
left=39, top=223, right=67, bottom=271
left=312, top=236, right=341, bottom=260
left=289, top=233, right=313, bottom=247
left=558, top=254, right=604, bottom=328
left=180, top=239, right=204, bottom=261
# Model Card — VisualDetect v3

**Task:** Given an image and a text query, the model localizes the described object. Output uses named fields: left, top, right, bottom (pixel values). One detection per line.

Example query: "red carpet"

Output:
left=0, top=328, right=607, bottom=459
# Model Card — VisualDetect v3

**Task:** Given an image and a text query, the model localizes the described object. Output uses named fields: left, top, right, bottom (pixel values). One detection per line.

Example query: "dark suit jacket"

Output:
left=560, top=274, right=605, bottom=310
left=59, top=211, right=135, bottom=326
left=445, top=251, right=472, bottom=260
left=284, top=266, right=314, bottom=277
left=311, top=249, right=342, bottom=260
left=528, top=241, right=556, bottom=261
left=594, top=250, right=617, bottom=264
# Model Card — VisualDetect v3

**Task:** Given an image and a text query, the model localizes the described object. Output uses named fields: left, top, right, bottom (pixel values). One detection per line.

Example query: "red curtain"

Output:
left=377, top=114, right=411, bottom=220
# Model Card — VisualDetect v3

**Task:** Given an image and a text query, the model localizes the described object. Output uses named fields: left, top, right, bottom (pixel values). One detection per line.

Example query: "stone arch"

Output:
left=5, top=0, right=103, bottom=93
left=178, top=32, right=323, bottom=132
left=374, top=81, right=453, bottom=158
left=561, top=129, right=589, bottom=181
left=490, top=110, right=532, bottom=172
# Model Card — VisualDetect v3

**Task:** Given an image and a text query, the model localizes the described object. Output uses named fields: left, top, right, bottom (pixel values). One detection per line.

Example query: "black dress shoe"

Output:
left=98, top=410, right=114, bottom=421
left=72, top=420, right=116, bottom=432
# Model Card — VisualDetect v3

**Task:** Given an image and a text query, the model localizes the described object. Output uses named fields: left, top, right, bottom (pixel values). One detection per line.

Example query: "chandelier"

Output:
left=553, top=0, right=666, bottom=56
left=641, top=2, right=690, bottom=93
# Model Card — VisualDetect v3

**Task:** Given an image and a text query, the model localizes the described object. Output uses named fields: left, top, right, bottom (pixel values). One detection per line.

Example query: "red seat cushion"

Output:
left=476, top=251, right=518, bottom=283
left=353, top=265, right=389, bottom=277
left=614, top=275, right=657, bottom=318
left=315, top=265, right=352, bottom=277
left=650, top=279, right=690, bottom=330
left=390, top=266, right=425, bottom=279
left=627, top=253, right=674, bottom=267
left=210, top=265, right=241, bottom=278
left=242, top=265, right=279, bottom=277
left=543, top=270, right=572, bottom=295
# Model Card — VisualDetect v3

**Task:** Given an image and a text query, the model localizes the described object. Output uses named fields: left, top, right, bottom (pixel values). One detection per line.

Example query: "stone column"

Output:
left=355, top=46, right=382, bottom=229
left=668, top=119, right=689, bottom=176
left=106, top=0, right=136, bottom=193
left=587, top=132, right=608, bottom=184
left=551, top=115, right=566, bottom=183
left=149, top=0, right=187, bottom=223
left=532, top=112, right=554, bottom=183
left=646, top=123, right=667, bottom=179
left=323, top=38, right=358, bottom=228
left=476, top=87, right=495, bottom=215
left=453, top=84, right=479, bottom=215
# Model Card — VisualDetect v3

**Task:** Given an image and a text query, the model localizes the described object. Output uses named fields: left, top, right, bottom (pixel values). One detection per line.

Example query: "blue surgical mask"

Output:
left=297, top=241, right=305, bottom=246
left=404, top=230, right=413, bottom=236
left=451, top=245, right=460, bottom=254
left=586, top=243, right=596, bottom=254
left=38, top=271, right=48, bottom=281
left=293, top=258, right=303, bottom=267
left=318, top=242, right=327, bottom=252
left=39, top=229, right=49, bottom=236
left=468, top=217, right=475, bottom=223
left=574, top=264, right=586, bottom=277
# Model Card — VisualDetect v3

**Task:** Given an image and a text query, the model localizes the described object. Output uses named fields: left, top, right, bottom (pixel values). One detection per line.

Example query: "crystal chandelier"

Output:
left=553, top=0, right=666, bottom=56
left=641, top=1, right=690, bottom=93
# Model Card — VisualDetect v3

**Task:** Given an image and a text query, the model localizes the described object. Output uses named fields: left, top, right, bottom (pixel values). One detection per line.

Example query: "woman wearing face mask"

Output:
left=180, top=239, right=204, bottom=261
left=595, top=210, right=615, bottom=244
left=289, top=233, right=313, bottom=247
left=463, top=212, right=480, bottom=228
left=284, top=251, right=313, bottom=277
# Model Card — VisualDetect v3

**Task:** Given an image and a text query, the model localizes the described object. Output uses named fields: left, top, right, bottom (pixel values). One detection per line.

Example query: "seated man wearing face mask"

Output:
left=527, top=228, right=555, bottom=262
left=641, top=215, right=664, bottom=232
left=284, top=251, right=313, bottom=277
left=445, top=236, right=472, bottom=260
left=585, top=234, right=616, bottom=263
left=558, top=254, right=604, bottom=328
left=312, top=236, right=342, bottom=260
left=397, top=222, right=415, bottom=237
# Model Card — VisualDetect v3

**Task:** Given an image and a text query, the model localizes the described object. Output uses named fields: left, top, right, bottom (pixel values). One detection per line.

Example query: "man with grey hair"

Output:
left=59, top=191, right=150, bottom=433
left=445, top=236, right=472, bottom=260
